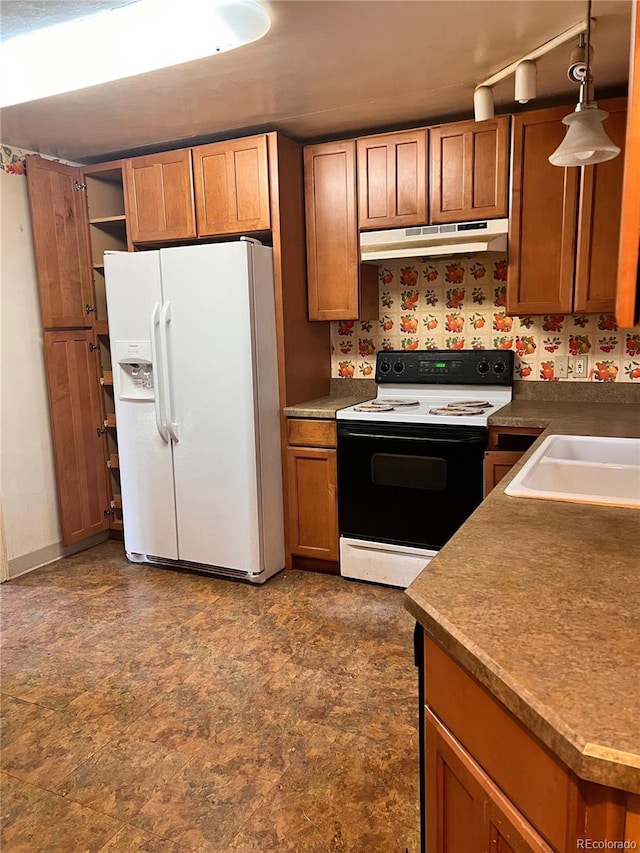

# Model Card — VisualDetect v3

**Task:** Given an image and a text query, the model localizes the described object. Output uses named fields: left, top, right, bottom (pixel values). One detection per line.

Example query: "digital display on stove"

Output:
left=418, top=359, right=462, bottom=374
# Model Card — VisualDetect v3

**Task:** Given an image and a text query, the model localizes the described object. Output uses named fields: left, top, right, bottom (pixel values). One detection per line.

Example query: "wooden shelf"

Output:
left=112, top=494, right=122, bottom=509
left=90, top=214, right=126, bottom=225
left=93, top=264, right=105, bottom=271
left=109, top=519, right=124, bottom=533
left=100, top=370, right=113, bottom=386
left=107, top=453, right=119, bottom=469
left=94, top=320, right=109, bottom=335
left=106, top=413, right=117, bottom=428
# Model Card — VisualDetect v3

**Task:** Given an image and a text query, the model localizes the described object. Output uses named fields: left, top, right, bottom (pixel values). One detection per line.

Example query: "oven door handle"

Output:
left=339, top=431, right=485, bottom=444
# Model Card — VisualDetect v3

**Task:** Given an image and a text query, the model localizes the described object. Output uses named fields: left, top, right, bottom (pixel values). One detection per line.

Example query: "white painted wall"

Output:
left=0, top=165, right=62, bottom=568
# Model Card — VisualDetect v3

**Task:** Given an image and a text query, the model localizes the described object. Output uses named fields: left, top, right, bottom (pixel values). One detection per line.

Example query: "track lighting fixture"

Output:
left=515, top=60, right=537, bottom=104
left=549, top=0, right=621, bottom=166
left=473, top=86, right=495, bottom=122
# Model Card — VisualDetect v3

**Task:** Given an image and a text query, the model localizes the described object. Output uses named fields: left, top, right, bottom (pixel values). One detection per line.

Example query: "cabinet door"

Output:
left=616, top=4, right=640, bottom=328
left=44, top=330, right=110, bottom=545
left=357, top=129, right=427, bottom=229
left=430, top=116, right=509, bottom=223
left=286, top=446, right=338, bottom=561
left=484, top=451, right=525, bottom=497
left=508, top=107, right=579, bottom=315
left=304, top=141, right=360, bottom=320
left=26, top=155, right=94, bottom=329
left=124, top=149, right=196, bottom=243
left=193, top=135, right=270, bottom=236
left=574, top=99, right=628, bottom=314
left=425, top=709, right=553, bottom=853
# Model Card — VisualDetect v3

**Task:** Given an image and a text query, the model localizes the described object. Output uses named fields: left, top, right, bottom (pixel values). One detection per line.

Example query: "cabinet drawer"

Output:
left=287, top=418, right=336, bottom=448
left=424, top=635, right=576, bottom=851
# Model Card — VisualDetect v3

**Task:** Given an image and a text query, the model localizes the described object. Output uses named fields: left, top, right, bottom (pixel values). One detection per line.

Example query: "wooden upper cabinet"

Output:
left=357, top=129, right=427, bottom=230
left=305, top=140, right=360, bottom=320
left=430, top=115, right=510, bottom=223
left=507, top=107, right=580, bottom=316
left=26, top=155, right=94, bottom=329
left=616, top=2, right=640, bottom=328
left=193, top=135, right=270, bottom=236
left=574, top=99, right=628, bottom=314
left=124, top=149, right=196, bottom=243
left=44, top=330, right=110, bottom=545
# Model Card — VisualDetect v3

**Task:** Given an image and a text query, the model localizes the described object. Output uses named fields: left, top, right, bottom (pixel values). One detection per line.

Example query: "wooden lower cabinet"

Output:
left=426, top=709, right=552, bottom=853
left=485, top=426, right=544, bottom=496
left=286, top=418, right=339, bottom=569
left=422, top=634, right=640, bottom=853
left=43, top=331, right=111, bottom=545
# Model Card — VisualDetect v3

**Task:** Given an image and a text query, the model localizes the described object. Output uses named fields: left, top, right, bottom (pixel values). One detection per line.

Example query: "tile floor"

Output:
left=0, top=542, right=419, bottom=852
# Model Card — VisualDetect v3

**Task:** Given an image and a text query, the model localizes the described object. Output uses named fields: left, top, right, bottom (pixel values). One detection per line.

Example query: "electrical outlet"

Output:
left=571, top=355, right=589, bottom=379
left=554, top=356, right=568, bottom=378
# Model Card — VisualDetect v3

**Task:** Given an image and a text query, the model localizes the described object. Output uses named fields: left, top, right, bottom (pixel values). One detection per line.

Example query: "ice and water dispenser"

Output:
left=115, top=341, right=154, bottom=400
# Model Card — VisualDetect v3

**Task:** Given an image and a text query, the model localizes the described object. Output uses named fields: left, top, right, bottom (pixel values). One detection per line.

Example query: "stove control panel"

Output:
left=375, top=349, right=514, bottom=385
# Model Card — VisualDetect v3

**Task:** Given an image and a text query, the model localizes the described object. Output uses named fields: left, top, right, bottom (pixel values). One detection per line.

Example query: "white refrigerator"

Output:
left=104, top=240, right=284, bottom=583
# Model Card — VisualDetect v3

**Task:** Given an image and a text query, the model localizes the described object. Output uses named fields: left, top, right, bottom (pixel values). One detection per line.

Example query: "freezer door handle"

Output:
left=159, top=300, right=179, bottom=442
left=149, top=302, right=169, bottom=443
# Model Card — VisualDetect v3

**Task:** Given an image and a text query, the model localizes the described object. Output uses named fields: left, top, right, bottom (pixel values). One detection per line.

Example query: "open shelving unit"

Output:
left=83, top=161, right=130, bottom=538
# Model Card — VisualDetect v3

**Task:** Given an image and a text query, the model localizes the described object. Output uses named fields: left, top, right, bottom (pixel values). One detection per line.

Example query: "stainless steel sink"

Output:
left=504, top=434, right=640, bottom=507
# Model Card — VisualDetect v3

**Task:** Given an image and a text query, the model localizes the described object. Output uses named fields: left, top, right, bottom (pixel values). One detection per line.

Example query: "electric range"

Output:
left=336, top=349, right=514, bottom=587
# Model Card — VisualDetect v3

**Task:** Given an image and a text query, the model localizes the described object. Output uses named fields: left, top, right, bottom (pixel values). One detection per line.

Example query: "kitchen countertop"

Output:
left=283, top=393, right=374, bottom=419
left=405, top=401, right=640, bottom=793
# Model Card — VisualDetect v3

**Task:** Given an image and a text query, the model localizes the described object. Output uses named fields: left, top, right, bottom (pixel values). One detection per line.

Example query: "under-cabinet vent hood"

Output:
left=360, top=219, right=508, bottom=261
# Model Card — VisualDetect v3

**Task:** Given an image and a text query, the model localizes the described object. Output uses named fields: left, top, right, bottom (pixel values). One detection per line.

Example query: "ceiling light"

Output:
left=0, top=0, right=270, bottom=108
left=549, top=0, right=620, bottom=167
left=473, top=86, right=495, bottom=122
left=514, top=60, right=536, bottom=104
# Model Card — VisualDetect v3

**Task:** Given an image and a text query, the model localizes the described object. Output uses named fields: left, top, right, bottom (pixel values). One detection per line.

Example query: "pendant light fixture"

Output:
left=549, top=0, right=621, bottom=167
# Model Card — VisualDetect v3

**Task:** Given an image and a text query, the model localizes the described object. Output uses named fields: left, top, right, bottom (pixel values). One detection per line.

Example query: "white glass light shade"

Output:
left=549, top=108, right=621, bottom=166
left=0, top=0, right=270, bottom=107
left=515, top=60, right=537, bottom=104
left=473, top=86, right=495, bottom=122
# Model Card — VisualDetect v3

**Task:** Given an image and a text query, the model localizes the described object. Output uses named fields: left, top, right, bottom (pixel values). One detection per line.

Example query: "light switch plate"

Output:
left=554, top=356, right=568, bottom=378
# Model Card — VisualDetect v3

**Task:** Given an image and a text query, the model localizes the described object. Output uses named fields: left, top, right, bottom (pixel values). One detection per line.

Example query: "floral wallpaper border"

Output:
left=330, top=256, right=640, bottom=383
left=1, top=144, right=28, bottom=175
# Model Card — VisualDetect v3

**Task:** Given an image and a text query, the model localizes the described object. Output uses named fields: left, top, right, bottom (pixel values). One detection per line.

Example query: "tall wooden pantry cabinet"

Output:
left=27, top=155, right=128, bottom=545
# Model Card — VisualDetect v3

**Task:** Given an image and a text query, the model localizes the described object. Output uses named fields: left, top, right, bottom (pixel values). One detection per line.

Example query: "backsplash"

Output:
left=330, top=256, right=640, bottom=382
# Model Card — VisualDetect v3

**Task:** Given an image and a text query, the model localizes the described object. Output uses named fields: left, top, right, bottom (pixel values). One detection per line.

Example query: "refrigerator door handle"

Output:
left=159, top=300, right=179, bottom=442
left=150, top=302, right=169, bottom=443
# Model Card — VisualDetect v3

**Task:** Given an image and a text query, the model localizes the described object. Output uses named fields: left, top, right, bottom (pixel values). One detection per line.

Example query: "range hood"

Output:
left=360, top=218, right=508, bottom=261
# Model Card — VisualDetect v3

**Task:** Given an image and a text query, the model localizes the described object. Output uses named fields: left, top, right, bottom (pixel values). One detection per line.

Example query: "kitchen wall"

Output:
left=330, top=256, right=640, bottom=383
left=1, top=145, right=71, bottom=577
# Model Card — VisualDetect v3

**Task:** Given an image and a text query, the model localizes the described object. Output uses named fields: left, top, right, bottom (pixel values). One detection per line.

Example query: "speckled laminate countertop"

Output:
left=283, top=394, right=374, bottom=419
left=405, top=401, right=640, bottom=793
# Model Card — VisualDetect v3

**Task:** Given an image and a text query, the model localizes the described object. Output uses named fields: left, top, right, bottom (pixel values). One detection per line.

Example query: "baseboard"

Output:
left=6, top=532, right=110, bottom=580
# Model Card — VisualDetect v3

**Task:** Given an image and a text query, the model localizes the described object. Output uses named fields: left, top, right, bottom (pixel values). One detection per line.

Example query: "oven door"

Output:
left=337, top=420, right=487, bottom=550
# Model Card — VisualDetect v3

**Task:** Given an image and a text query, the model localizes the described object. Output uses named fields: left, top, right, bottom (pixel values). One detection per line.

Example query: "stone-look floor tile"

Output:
left=0, top=647, right=118, bottom=709
left=0, top=694, right=55, bottom=749
left=57, top=732, right=190, bottom=821
left=1, top=542, right=420, bottom=849
left=0, top=708, right=112, bottom=788
left=67, top=672, right=165, bottom=733
left=97, top=824, right=193, bottom=852
left=132, top=737, right=289, bottom=852
left=1, top=773, right=121, bottom=853
left=228, top=728, right=419, bottom=853
left=0, top=772, right=46, bottom=829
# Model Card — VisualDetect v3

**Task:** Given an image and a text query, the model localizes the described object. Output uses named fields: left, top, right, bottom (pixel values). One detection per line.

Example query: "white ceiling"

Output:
left=0, top=0, right=633, bottom=162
